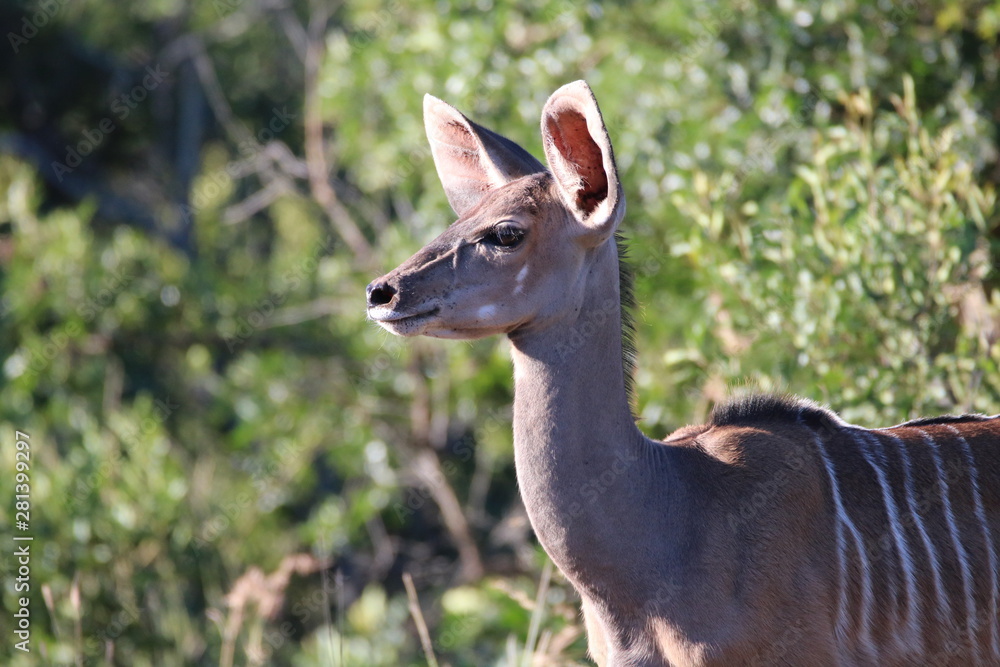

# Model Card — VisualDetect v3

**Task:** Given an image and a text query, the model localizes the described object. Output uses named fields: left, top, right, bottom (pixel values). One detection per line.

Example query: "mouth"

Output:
left=367, top=306, right=441, bottom=335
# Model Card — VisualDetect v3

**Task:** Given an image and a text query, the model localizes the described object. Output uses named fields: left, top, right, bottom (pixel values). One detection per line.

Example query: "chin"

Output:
left=424, top=326, right=499, bottom=340
left=375, top=321, right=423, bottom=337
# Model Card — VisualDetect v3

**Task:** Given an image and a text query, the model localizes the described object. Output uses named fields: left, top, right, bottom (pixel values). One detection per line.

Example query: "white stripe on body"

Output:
left=878, top=431, right=951, bottom=629
left=917, top=428, right=980, bottom=663
left=945, top=424, right=1000, bottom=658
left=858, top=430, right=922, bottom=649
left=805, top=417, right=875, bottom=656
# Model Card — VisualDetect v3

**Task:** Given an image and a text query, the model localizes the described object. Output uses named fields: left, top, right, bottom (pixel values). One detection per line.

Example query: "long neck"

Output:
left=508, top=241, right=656, bottom=587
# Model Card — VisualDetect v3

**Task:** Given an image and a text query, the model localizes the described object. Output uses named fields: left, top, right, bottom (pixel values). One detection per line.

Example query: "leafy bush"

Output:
left=0, top=0, right=997, bottom=665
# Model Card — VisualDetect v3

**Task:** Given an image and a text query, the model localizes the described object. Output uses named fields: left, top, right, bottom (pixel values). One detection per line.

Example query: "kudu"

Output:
left=366, top=80, right=1000, bottom=665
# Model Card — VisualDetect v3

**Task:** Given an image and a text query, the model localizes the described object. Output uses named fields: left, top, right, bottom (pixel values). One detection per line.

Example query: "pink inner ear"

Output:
left=430, top=119, right=496, bottom=207
left=546, top=110, right=609, bottom=215
left=442, top=122, right=486, bottom=174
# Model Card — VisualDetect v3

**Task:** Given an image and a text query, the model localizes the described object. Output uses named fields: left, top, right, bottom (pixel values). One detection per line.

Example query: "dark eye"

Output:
left=483, top=222, right=526, bottom=248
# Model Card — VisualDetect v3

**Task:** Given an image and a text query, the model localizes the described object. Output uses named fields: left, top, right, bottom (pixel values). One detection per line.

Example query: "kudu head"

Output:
left=366, top=80, right=625, bottom=340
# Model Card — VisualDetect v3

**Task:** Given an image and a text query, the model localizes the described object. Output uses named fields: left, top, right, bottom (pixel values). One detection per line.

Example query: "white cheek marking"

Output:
left=477, top=304, right=497, bottom=320
left=514, top=265, right=530, bottom=295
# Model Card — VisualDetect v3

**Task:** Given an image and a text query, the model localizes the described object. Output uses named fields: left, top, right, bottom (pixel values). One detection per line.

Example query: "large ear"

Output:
left=424, top=95, right=545, bottom=217
left=540, top=81, right=624, bottom=244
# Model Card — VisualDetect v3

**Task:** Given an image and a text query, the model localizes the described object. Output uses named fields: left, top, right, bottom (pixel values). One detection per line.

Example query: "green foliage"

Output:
left=0, top=0, right=998, bottom=665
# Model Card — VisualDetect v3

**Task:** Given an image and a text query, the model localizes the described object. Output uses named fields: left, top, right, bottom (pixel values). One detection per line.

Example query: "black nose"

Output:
left=366, top=280, right=396, bottom=308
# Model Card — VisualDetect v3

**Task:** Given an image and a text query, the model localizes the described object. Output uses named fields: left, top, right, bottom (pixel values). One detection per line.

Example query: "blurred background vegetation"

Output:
left=0, top=0, right=998, bottom=664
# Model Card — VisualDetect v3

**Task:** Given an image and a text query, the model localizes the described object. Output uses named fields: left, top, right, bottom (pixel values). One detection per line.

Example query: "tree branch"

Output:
left=303, top=7, right=372, bottom=263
